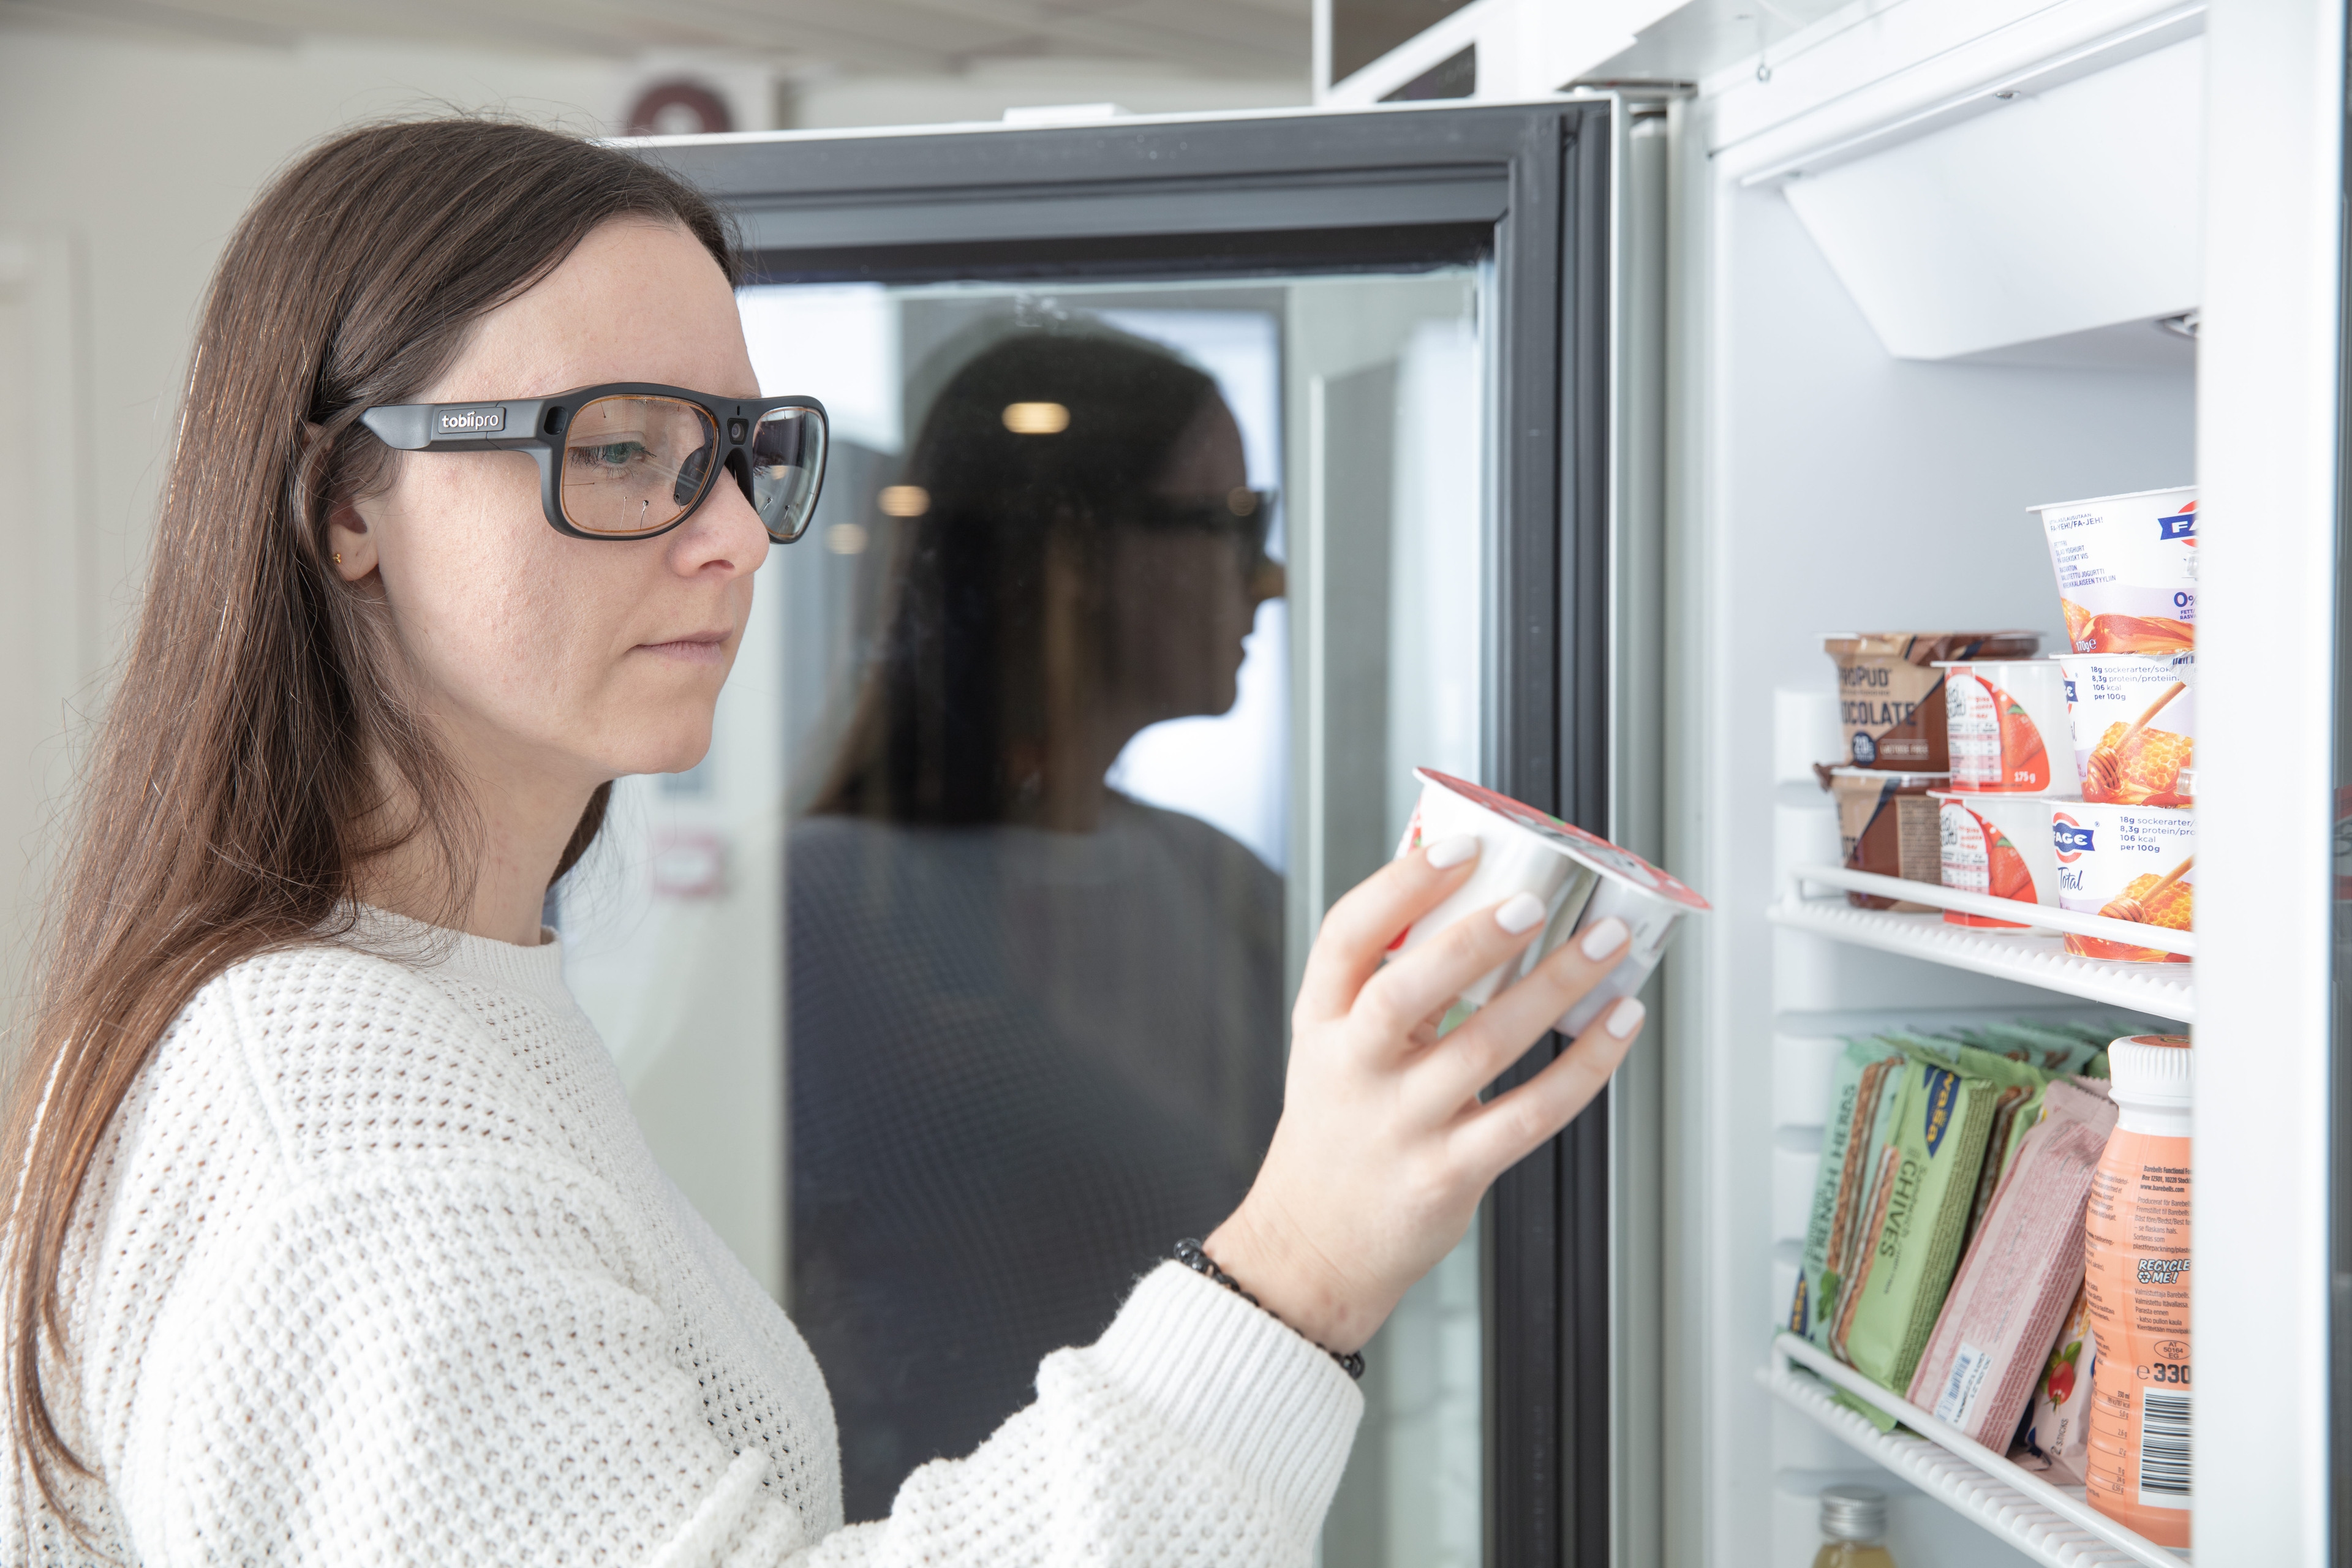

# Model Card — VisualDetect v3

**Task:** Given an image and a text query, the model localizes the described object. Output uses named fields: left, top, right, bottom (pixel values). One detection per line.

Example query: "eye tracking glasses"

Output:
left=361, top=383, right=828, bottom=543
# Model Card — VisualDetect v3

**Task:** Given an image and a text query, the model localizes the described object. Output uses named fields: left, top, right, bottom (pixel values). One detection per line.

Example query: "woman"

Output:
left=791, top=327, right=1290, bottom=1515
left=1, top=119, right=1646, bottom=1564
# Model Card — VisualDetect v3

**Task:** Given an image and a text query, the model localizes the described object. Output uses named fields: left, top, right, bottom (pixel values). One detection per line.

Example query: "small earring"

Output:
left=332, top=552, right=342, bottom=566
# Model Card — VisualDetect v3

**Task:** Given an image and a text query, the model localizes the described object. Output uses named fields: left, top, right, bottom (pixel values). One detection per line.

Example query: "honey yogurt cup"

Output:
left=1391, top=769, right=1709, bottom=1035
left=1937, top=658, right=2073, bottom=794
left=2030, top=486, right=2196, bottom=655
left=2056, top=652, right=2195, bottom=807
left=2051, top=801, right=2194, bottom=964
left=1933, top=790, right=2066, bottom=929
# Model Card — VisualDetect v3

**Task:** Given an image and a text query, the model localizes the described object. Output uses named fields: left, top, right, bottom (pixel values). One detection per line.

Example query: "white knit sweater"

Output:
left=10, top=909, right=1360, bottom=1565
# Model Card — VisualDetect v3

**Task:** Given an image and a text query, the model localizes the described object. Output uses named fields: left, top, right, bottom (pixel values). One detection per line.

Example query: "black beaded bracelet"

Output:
left=1172, top=1238, right=1366, bottom=1381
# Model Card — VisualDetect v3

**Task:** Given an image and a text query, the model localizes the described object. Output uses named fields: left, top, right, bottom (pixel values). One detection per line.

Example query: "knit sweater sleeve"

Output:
left=796, top=1264, right=1364, bottom=1568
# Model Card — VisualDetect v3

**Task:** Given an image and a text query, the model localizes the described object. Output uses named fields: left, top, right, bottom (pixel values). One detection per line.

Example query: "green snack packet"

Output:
left=2038, top=1017, right=2138, bottom=1049
left=1882, top=1035, right=2054, bottom=1257
left=1822, top=1048, right=1912, bottom=1346
left=1952, top=1022, right=2104, bottom=1076
left=1834, top=1054, right=1998, bottom=1395
left=1789, top=1041, right=1903, bottom=1346
left=1882, top=1031, right=2040, bottom=1086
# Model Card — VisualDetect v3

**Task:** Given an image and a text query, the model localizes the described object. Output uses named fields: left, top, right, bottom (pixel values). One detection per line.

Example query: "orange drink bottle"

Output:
left=2081, top=1035, right=2192, bottom=1547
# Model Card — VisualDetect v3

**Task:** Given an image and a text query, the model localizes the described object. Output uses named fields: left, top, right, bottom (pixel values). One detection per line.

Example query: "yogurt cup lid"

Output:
left=1930, top=657, right=2067, bottom=669
left=1414, top=769, right=1711, bottom=911
left=2027, top=484, right=2195, bottom=513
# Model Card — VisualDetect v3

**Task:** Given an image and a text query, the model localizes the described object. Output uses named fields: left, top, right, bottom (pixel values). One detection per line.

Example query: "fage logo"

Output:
left=2052, top=812, right=2095, bottom=862
left=2156, top=499, right=2196, bottom=542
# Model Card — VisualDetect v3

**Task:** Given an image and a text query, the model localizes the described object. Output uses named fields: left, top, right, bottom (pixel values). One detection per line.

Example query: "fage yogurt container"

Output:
left=2056, top=652, right=2195, bottom=807
left=2051, top=801, right=2195, bottom=963
left=1391, top=769, right=1710, bottom=1035
left=2031, top=486, right=2197, bottom=655
left=1934, top=790, right=2065, bottom=929
left=1938, top=658, right=2073, bottom=794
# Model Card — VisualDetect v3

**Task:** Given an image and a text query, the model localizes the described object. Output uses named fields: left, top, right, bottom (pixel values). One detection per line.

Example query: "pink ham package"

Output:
left=1905, top=1079, right=2118, bottom=1449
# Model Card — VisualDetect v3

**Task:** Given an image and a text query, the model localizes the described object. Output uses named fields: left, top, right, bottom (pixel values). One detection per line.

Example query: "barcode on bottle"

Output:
left=2138, top=1389, right=2192, bottom=1507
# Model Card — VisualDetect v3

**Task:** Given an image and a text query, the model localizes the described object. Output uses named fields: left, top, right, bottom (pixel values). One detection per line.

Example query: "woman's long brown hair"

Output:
left=1, top=116, right=737, bottom=1518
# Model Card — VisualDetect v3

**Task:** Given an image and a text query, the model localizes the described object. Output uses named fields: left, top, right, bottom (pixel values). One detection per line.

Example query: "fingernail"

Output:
left=1425, top=834, right=1479, bottom=869
left=1496, top=892, right=1547, bottom=934
left=1578, top=916, right=1629, bottom=961
left=1605, top=997, right=1646, bottom=1039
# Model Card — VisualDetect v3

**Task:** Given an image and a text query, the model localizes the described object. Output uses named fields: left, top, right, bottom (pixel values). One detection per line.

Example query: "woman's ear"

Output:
left=326, top=496, right=378, bottom=582
left=304, top=421, right=380, bottom=583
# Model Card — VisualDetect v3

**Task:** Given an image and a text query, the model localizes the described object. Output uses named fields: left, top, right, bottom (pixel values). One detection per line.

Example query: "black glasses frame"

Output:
left=1126, top=488, right=1280, bottom=562
left=360, top=382, right=829, bottom=542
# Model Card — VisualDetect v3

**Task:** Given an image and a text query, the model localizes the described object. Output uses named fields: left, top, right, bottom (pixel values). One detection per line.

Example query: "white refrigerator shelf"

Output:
left=1769, top=867, right=2193, bottom=1022
left=1764, top=1334, right=2191, bottom=1568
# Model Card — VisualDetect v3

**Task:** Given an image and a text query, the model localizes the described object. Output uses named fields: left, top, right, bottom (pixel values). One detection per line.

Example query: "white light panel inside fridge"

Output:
left=1779, top=35, right=2204, bottom=363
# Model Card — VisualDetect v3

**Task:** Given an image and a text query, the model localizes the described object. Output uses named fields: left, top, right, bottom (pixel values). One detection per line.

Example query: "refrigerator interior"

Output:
left=1667, top=10, right=2206, bottom=1567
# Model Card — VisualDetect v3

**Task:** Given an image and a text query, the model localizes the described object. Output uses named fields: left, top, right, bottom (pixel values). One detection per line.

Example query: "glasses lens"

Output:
left=750, top=407, right=826, bottom=541
left=560, top=396, right=719, bottom=537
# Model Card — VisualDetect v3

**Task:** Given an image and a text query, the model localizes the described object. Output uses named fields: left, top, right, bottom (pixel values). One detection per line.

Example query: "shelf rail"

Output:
left=1784, top=864, right=2196, bottom=959
left=1771, top=1333, right=2190, bottom=1568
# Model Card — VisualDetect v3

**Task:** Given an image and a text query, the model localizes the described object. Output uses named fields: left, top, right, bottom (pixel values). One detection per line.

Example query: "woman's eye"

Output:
left=568, top=440, right=649, bottom=471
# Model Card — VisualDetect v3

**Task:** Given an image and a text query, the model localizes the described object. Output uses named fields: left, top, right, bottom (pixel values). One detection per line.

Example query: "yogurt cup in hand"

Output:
left=1389, top=769, right=1710, bottom=1036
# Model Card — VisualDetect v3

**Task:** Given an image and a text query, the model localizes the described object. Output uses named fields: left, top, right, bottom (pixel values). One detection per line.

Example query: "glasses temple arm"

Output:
left=358, top=405, right=434, bottom=451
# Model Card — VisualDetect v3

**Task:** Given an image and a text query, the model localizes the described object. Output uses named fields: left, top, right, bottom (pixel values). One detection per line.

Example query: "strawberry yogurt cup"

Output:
left=1390, top=769, right=1709, bottom=1035
left=1933, top=790, right=2065, bottom=929
left=1937, top=658, right=2073, bottom=794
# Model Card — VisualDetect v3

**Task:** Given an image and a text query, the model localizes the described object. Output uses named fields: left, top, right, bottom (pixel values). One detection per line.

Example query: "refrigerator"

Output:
left=557, top=0, right=2342, bottom=1562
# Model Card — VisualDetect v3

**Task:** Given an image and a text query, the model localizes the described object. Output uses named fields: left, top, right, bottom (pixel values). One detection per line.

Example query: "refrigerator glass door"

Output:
left=561, top=103, right=1615, bottom=1564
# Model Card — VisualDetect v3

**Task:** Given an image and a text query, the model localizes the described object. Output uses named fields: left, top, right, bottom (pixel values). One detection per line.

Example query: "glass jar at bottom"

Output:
left=1813, top=1485, right=1898, bottom=1568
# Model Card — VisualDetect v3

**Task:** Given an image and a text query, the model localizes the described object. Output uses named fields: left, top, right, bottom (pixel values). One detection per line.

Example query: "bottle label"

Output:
left=2082, top=1127, right=2193, bottom=1543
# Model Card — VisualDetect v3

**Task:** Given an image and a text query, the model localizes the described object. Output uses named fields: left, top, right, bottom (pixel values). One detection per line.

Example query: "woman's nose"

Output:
left=668, top=473, right=771, bottom=577
left=1249, top=558, right=1287, bottom=605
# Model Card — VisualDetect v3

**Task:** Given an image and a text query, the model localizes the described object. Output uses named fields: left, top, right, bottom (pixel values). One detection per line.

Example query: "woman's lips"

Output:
left=636, top=630, right=729, bottom=664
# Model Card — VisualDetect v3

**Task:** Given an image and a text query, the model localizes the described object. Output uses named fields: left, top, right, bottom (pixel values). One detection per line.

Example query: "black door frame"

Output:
left=640, top=100, right=1616, bottom=1566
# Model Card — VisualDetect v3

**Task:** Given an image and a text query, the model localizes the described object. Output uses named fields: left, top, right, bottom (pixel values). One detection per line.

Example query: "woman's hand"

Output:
left=1202, top=836, right=1648, bottom=1354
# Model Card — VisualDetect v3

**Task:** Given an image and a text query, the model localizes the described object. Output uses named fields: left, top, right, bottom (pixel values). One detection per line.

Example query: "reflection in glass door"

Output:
left=564, top=270, right=1488, bottom=1558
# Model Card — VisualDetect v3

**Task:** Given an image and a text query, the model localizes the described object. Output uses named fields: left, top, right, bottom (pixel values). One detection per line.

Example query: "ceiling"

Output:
left=0, top=0, right=1311, bottom=80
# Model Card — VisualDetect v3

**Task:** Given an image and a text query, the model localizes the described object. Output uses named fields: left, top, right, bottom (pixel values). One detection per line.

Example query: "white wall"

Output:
left=790, top=58, right=1304, bottom=129
left=0, top=29, right=626, bottom=666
